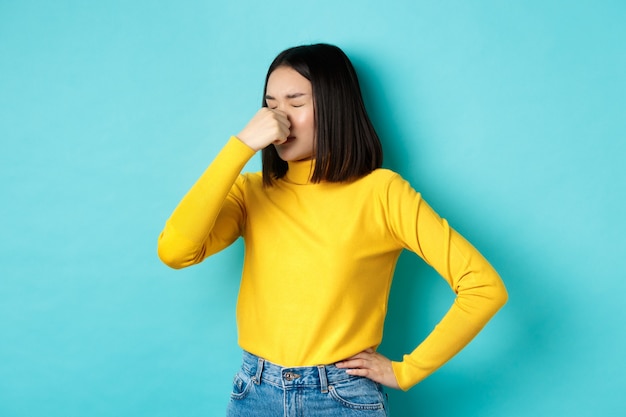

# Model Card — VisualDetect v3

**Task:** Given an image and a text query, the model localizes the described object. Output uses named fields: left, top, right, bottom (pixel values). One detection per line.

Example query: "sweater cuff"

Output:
left=391, top=361, right=419, bottom=391
left=206, top=136, right=256, bottom=177
left=227, top=135, right=257, bottom=158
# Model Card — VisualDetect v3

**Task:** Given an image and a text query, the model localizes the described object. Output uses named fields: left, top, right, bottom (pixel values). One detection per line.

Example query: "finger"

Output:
left=336, top=350, right=376, bottom=367
left=267, top=115, right=290, bottom=141
left=276, top=117, right=291, bottom=136
left=269, top=109, right=290, bottom=126
left=269, top=108, right=287, bottom=118
left=344, top=368, right=371, bottom=378
left=336, top=358, right=369, bottom=369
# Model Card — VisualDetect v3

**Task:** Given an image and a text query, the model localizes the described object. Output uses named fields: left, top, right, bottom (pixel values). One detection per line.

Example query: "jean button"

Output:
left=283, top=372, right=300, bottom=381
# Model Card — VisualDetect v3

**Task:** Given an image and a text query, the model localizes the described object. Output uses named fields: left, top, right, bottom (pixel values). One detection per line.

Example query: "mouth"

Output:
left=284, top=136, right=296, bottom=143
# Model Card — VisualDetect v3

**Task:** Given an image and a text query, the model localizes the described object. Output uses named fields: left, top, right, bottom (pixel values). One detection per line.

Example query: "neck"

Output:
left=285, top=159, right=315, bottom=184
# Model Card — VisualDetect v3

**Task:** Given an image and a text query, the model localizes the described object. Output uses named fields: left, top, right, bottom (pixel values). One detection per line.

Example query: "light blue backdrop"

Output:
left=1, top=1, right=624, bottom=416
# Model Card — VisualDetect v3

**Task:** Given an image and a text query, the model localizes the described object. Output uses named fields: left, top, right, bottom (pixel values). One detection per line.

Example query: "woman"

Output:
left=158, top=43, right=507, bottom=416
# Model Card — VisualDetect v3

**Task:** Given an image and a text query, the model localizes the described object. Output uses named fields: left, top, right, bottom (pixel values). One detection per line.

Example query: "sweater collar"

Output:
left=284, top=159, right=316, bottom=185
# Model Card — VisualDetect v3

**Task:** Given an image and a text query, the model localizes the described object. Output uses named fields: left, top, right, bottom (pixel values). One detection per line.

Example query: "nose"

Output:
left=276, top=103, right=292, bottom=121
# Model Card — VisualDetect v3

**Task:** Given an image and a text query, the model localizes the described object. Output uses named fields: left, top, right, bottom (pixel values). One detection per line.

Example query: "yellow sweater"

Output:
left=158, top=136, right=507, bottom=390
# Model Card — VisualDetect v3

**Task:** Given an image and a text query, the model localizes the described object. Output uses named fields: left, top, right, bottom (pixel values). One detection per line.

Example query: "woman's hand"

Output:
left=336, top=348, right=401, bottom=389
left=236, top=108, right=291, bottom=151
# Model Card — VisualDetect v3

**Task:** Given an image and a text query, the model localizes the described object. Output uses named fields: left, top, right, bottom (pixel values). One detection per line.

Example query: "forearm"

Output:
left=157, top=136, right=255, bottom=268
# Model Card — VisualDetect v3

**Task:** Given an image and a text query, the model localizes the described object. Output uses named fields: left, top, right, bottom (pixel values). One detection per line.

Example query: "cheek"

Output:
left=296, top=111, right=315, bottom=134
left=290, top=108, right=313, bottom=127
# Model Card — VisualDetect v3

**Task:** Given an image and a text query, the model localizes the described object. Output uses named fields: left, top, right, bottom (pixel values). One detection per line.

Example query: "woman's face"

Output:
left=265, top=66, right=315, bottom=162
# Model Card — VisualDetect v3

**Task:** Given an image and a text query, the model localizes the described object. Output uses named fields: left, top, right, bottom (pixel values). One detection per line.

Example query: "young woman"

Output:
left=158, top=43, right=507, bottom=416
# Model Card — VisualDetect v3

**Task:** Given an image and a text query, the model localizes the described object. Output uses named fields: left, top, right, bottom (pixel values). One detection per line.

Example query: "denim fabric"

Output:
left=226, top=351, right=389, bottom=417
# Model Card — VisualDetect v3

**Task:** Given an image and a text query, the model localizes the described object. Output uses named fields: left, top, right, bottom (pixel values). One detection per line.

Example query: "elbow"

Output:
left=475, top=278, right=508, bottom=324
left=159, top=253, right=185, bottom=269
left=463, top=269, right=509, bottom=317
left=157, top=246, right=186, bottom=269
left=157, top=231, right=201, bottom=270
left=455, top=268, right=509, bottom=326
left=488, top=272, right=509, bottom=313
left=495, top=272, right=509, bottom=306
left=499, top=283, right=509, bottom=307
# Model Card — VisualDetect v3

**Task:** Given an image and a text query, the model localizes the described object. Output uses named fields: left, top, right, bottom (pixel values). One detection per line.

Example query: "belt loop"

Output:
left=318, top=365, right=328, bottom=393
left=254, top=357, right=264, bottom=385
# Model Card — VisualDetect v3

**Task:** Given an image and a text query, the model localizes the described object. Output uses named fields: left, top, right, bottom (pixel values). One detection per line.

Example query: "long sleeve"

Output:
left=157, top=136, right=256, bottom=269
left=157, top=159, right=506, bottom=382
left=385, top=175, right=508, bottom=390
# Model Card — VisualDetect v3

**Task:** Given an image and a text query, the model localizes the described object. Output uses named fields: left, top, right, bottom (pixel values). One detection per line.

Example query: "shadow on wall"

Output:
left=353, top=55, right=576, bottom=416
left=375, top=206, right=575, bottom=416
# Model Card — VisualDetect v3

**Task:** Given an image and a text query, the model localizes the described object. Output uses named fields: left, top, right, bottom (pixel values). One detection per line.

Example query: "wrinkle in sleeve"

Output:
left=384, top=174, right=508, bottom=390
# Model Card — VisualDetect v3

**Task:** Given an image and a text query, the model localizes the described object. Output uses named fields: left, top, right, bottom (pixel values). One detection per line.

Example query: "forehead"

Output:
left=266, top=66, right=312, bottom=96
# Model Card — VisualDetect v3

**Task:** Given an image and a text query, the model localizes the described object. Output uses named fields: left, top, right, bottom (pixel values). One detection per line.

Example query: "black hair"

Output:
left=261, top=43, right=383, bottom=186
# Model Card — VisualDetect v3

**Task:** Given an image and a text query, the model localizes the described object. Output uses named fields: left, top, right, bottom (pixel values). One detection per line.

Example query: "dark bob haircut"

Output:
left=261, top=43, right=383, bottom=186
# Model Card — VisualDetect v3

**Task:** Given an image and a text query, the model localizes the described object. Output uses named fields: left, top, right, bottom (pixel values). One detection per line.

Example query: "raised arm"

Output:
left=157, top=108, right=291, bottom=269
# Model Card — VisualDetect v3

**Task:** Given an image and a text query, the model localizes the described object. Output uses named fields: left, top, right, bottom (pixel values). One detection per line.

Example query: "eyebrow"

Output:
left=264, top=92, right=308, bottom=100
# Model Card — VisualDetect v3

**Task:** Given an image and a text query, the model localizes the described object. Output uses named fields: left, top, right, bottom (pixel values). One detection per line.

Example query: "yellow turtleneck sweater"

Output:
left=157, top=136, right=507, bottom=390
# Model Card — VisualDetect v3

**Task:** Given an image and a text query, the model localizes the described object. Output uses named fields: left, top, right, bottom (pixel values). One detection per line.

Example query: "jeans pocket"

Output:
left=230, top=370, right=253, bottom=400
left=328, top=377, right=385, bottom=411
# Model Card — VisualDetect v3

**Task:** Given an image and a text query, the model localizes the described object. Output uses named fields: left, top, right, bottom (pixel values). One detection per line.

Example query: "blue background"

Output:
left=1, top=1, right=625, bottom=416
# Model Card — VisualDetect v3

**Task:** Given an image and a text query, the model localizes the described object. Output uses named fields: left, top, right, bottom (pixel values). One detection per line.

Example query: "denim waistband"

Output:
left=241, top=351, right=353, bottom=393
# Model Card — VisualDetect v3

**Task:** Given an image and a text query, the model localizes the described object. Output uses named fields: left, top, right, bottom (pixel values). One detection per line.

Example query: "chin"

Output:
left=276, top=149, right=313, bottom=162
left=279, top=155, right=313, bottom=162
left=273, top=137, right=315, bottom=161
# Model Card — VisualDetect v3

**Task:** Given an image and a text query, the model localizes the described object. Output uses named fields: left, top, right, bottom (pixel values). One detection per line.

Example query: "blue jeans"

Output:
left=226, top=351, right=389, bottom=416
